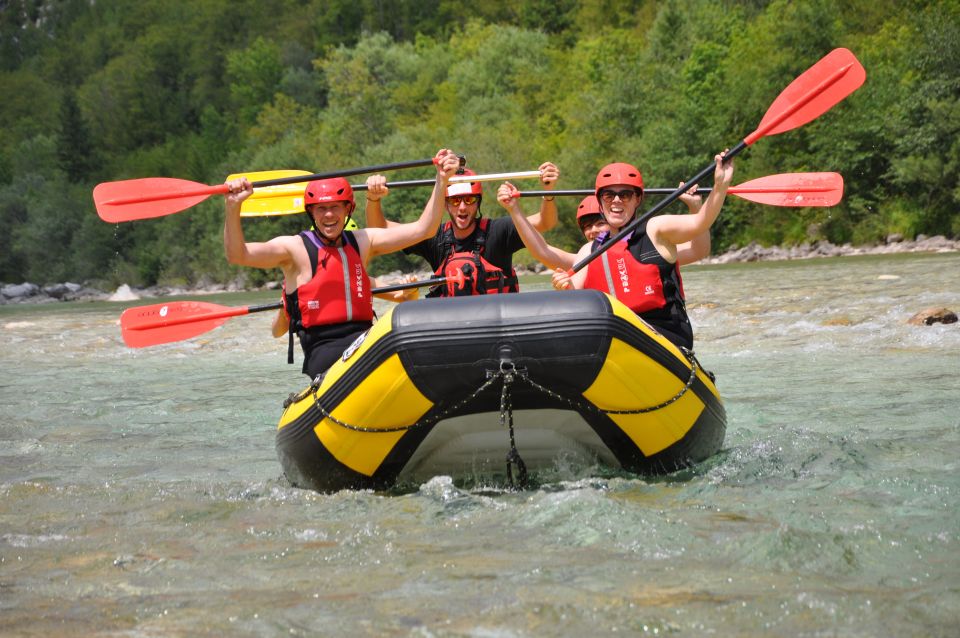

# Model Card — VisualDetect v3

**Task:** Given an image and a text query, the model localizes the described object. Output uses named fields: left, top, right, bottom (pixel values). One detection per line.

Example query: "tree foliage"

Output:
left=0, top=0, right=956, bottom=285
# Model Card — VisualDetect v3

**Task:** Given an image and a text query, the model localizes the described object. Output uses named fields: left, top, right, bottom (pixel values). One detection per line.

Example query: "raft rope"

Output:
left=305, top=367, right=506, bottom=433
left=296, top=347, right=704, bottom=489
left=495, top=360, right=528, bottom=489
left=298, top=347, right=701, bottom=428
left=516, top=347, right=702, bottom=416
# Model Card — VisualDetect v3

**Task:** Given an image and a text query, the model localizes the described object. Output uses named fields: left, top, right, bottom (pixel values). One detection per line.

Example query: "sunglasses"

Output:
left=446, top=195, right=479, bottom=206
left=599, top=189, right=639, bottom=203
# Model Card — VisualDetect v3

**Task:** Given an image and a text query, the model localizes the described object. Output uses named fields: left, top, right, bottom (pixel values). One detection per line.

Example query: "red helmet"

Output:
left=595, top=162, right=644, bottom=195
left=304, top=177, right=354, bottom=208
left=576, top=195, right=602, bottom=221
left=446, top=168, right=483, bottom=198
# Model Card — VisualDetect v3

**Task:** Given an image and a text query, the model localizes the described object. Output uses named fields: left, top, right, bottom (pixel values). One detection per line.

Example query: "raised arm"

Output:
left=674, top=182, right=711, bottom=266
left=364, top=174, right=401, bottom=229
left=357, top=149, right=460, bottom=261
left=223, top=177, right=298, bottom=270
left=520, top=161, right=560, bottom=232
left=497, top=181, right=577, bottom=271
left=649, top=151, right=734, bottom=253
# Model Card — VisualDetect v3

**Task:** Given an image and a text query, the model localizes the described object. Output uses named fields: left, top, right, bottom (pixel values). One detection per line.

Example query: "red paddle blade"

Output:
left=120, top=301, right=245, bottom=348
left=94, top=178, right=227, bottom=223
left=730, top=172, right=843, bottom=207
left=746, top=48, right=865, bottom=145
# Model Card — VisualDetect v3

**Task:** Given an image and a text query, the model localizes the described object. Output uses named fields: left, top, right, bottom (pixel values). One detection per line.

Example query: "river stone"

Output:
left=1, top=282, right=40, bottom=300
left=907, top=307, right=958, bottom=326
left=42, top=283, right=72, bottom=299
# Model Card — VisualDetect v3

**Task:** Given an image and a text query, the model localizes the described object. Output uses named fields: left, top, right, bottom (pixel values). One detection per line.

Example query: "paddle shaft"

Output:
left=353, top=170, right=541, bottom=192
left=105, top=158, right=441, bottom=206
left=572, top=52, right=862, bottom=273
left=125, top=277, right=447, bottom=332
left=518, top=188, right=714, bottom=197
left=516, top=183, right=840, bottom=198
left=236, top=171, right=541, bottom=206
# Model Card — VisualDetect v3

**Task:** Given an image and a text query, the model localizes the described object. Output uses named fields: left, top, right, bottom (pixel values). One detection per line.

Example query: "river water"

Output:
left=1, top=252, right=958, bottom=636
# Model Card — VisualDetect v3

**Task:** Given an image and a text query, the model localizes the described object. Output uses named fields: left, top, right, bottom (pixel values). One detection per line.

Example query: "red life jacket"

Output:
left=430, top=219, right=519, bottom=297
left=283, top=231, right=374, bottom=363
left=584, top=224, right=692, bottom=348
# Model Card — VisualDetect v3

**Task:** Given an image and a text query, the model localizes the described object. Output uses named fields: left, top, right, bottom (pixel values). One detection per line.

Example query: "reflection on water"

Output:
left=1, top=253, right=958, bottom=635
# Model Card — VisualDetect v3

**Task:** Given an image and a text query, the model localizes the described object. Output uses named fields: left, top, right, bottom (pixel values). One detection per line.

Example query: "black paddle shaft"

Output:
left=250, top=155, right=466, bottom=189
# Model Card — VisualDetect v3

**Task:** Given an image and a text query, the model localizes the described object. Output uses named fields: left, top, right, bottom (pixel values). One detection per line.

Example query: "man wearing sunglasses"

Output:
left=366, top=162, right=560, bottom=297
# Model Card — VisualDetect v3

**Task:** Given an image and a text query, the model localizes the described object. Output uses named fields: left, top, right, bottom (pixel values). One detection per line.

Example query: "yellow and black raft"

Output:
left=276, top=289, right=725, bottom=491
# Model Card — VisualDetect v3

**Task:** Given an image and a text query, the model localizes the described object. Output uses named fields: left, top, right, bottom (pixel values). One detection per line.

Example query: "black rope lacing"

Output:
left=286, top=347, right=707, bottom=488
left=516, top=347, right=702, bottom=417
left=495, top=360, right=528, bottom=489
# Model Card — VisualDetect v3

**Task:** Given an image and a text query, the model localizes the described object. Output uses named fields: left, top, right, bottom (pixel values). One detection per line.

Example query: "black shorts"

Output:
left=299, top=321, right=373, bottom=379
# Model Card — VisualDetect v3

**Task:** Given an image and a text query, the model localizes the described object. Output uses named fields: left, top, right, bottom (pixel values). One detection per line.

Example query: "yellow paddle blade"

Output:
left=226, top=169, right=312, bottom=217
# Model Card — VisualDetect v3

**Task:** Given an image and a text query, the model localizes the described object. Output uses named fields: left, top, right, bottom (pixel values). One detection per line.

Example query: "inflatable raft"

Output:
left=276, top=290, right=725, bottom=491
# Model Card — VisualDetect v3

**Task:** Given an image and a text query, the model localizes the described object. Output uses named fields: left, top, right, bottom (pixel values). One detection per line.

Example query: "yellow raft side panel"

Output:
left=277, top=307, right=434, bottom=477
left=315, top=353, right=433, bottom=476
left=314, top=306, right=399, bottom=395
left=582, top=297, right=721, bottom=456
left=606, top=295, right=722, bottom=400
left=278, top=306, right=400, bottom=429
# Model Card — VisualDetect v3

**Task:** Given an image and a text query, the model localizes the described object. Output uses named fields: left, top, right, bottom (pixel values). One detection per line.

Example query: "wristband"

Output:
left=542, top=196, right=555, bottom=202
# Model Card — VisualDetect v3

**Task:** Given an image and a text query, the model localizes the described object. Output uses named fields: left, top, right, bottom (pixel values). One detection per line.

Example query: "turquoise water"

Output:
left=2, top=253, right=958, bottom=636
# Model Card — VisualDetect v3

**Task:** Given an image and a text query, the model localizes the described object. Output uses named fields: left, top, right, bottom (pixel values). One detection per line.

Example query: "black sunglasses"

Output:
left=599, top=189, right=639, bottom=203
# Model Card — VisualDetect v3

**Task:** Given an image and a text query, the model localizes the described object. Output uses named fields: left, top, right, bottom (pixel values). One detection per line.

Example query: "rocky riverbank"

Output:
left=3, top=234, right=957, bottom=306
left=697, top=233, right=959, bottom=265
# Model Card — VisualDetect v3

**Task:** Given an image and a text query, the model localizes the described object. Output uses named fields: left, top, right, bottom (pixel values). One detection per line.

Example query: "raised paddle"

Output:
left=94, top=157, right=451, bottom=223
left=513, top=173, right=844, bottom=208
left=227, top=169, right=545, bottom=217
left=571, top=47, right=865, bottom=274
left=120, top=277, right=447, bottom=348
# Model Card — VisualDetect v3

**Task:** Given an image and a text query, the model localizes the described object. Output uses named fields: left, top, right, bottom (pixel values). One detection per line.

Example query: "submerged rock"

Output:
left=907, top=307, right=958, bottom=326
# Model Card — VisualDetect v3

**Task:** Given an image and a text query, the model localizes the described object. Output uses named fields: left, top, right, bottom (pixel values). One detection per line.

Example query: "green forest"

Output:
left=2, top=0, right=958, bottom=289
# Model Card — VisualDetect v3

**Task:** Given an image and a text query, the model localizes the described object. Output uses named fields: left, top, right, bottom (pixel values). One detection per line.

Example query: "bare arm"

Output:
left=674, top=182, right=711, bottom=266
left=550, top=243, right=592, bottom=290
left=223, top=177, right=298, bottom=270
left=271, top=308, right=288, bottom=338
left=497, top=181, right=577, bottom=270
left=650, top=151, right=734, bottom=254
left=519, top=161, right=560, bottom=232
left=355, top=149, right=460, bottom=262
left=372, top=275, right=420, bottom=303
left=363, top=174, right=402, bottom=229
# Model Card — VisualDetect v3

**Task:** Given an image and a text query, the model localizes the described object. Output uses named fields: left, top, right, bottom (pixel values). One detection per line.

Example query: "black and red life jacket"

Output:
left=584, top=222, right=692, bottom=348
left=428, top=219, right=519, bottom=297
left=283, top=230, right=373, bottom=363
